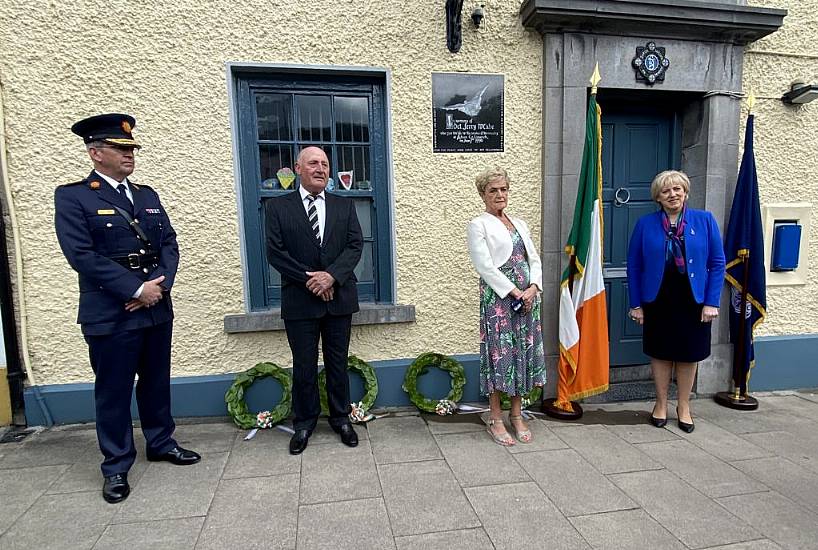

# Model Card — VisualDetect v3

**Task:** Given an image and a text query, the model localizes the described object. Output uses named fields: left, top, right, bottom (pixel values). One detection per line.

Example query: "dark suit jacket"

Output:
left=54, top=171, right=178, bottom=335
left=265, top=190, right=363, bottom=320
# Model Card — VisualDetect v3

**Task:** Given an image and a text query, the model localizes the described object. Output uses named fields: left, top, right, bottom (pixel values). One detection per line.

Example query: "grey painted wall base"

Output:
left=23, top=354, right=481, bottom=427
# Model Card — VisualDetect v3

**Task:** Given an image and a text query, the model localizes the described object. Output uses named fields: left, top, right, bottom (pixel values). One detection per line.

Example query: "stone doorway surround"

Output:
left=520, top=0, right=786, bottom=396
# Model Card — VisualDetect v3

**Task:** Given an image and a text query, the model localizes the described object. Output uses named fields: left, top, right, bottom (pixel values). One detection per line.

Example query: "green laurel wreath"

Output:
left=319, top=355, right=379, bottom=414
left=402, top=352, right=466, bottom=413
left=225, top=362, right=293, bottom=429
left=499, top=386, right=543, bottom=410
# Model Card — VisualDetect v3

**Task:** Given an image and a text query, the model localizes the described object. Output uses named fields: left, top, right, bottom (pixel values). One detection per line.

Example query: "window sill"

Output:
left=223, top=304, right=416, bottom=333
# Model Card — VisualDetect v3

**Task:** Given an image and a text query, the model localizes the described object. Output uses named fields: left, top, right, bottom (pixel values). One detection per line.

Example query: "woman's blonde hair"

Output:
left=475, top=167, right=511, bottom=195
left=650, top=170, right=690, bottom=202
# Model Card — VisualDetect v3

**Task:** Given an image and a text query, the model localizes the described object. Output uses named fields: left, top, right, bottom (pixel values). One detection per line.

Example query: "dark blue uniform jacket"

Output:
left=55, top=171, right=178, bottom=335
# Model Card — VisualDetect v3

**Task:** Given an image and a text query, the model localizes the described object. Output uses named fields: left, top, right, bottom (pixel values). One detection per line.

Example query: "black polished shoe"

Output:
left=650, top=416, right=668, bottom=428
left=676, top=407, right=695, bottom=433
left=335, top=424, right=358, bottom=447
left=289, top=429, right=310, bottom=455
left=102, top=473, right=130, bottom=504
left=147, top=446, right=202, bottom=465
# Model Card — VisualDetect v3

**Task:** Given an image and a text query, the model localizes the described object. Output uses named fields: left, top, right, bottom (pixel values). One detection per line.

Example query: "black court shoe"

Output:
left=650, top=415, right=668, bottom=428
left=676, top=407, right=695, bottom=433
left=650, top=405, right=667, bottom=428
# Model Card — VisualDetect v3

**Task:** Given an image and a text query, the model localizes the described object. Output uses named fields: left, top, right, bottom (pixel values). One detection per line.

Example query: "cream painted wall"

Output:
left=1, top=1, right=815, bottom=385
left=0, top=1, right=543, bottom=384
left=745, top=0, right=818, bottom=335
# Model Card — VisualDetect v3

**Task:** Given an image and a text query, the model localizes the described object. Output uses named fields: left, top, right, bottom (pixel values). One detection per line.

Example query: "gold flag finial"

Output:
left=590, top=62, right=601, bottom=94
left=747, top=90, right=756, bottom=114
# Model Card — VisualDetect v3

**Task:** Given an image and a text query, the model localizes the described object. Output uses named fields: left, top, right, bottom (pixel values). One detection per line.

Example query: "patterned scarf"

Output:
left=662, top=207, right=686, bottom=273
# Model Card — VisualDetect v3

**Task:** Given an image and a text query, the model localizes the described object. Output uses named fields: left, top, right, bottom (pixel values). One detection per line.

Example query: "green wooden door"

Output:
left=601, top=106, right=680, bottom=366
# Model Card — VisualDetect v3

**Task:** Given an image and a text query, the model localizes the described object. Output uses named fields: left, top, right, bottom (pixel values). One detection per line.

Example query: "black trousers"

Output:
left=85, top=321, right=177, bottom=477
left=284, top=314, right=352, bottom=432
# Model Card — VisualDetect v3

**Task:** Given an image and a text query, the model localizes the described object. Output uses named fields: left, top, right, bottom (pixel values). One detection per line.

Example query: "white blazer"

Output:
left=467, top=212, right=543, bottom=298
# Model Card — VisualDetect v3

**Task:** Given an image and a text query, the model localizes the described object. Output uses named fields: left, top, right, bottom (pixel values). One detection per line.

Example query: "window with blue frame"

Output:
left=235, top=71, right=392, bottom=310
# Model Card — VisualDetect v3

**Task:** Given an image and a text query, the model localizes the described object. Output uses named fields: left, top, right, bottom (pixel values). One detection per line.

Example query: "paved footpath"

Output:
left=2, top=392, right=818, bottom=549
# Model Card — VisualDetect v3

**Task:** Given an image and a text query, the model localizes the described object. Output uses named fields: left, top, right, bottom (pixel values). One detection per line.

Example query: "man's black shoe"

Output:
left=335, top=424, right=358, bottom=447
left=102, top=473, right=130, bottom=504
left=289, top=429, right=310, bottom=455
left=147, top=446, right=201, bottom=465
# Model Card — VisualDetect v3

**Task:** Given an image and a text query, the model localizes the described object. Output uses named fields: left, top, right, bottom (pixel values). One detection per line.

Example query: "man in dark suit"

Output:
left=265, top=146, right=363, bottom=455
left=55, top=113, right=200, bottom=504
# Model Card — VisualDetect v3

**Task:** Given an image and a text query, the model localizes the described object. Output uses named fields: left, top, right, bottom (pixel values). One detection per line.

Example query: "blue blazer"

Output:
left=627, top=208, right=725, bottom=309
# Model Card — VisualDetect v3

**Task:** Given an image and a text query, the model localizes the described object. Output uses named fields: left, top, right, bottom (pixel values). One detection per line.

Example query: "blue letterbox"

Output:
left=772, top=222, right=801, bottom=271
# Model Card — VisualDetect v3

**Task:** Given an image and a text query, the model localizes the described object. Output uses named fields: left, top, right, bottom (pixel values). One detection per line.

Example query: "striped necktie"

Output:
left=306, top=194, right=321, bottom=244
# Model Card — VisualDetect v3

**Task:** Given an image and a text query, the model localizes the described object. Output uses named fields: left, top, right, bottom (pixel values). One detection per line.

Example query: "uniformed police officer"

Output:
left=55, top=113, right=200, bottom=504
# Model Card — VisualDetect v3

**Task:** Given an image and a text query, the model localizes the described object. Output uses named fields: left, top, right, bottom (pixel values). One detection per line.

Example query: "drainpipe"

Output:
left=0, top=187, right=25, bottom=423
left=0, top=70, right=36, bottom=424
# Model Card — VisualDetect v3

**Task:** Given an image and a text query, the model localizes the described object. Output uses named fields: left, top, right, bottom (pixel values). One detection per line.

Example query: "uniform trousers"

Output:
left=284, top=314, right=353, bottom=432
left=85, top=320, right=177, bottom=476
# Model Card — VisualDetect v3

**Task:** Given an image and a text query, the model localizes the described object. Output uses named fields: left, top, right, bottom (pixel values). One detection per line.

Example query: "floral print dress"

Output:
left=479, top=227, right=546, bottom=396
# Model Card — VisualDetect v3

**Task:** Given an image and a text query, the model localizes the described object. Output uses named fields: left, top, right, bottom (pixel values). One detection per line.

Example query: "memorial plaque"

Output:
left=432, top=73, right=504, bottom=153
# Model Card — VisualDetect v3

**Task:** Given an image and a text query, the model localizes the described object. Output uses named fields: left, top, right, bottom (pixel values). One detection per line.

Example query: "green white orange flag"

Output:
left=555, top=88, right=610, bottom=411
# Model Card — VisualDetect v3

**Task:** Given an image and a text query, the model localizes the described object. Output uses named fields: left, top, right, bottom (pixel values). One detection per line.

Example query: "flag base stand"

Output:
left=542, top=398, right=583, bottom=420
left=714, top=391, right=759, bottom=411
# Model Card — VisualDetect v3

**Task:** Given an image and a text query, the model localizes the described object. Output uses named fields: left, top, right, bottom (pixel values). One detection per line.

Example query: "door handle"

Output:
left=614, top=187, right=631, bottom=207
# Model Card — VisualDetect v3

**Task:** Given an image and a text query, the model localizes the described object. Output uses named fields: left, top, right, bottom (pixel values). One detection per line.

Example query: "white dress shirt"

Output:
left=95, top=170, right=133, bottom=203
left=299, top=186, right=326, bottom=242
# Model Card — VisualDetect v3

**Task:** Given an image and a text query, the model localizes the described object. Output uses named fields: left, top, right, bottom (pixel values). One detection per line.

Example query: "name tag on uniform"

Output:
left=97, top=209, right=115, bottom=215
left=145, top=208, right=161, bottom=214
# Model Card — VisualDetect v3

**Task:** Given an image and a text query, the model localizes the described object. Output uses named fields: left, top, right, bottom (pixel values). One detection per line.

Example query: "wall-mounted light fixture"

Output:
left=445, top=1, right=486, bottom=53
left=471, top=5, right=485, bottom=28
left=782, top=80, right=818, bottom=105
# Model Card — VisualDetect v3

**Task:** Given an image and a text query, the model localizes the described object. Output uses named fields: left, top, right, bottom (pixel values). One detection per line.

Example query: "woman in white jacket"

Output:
left=467, top=167, right=545, bottom=446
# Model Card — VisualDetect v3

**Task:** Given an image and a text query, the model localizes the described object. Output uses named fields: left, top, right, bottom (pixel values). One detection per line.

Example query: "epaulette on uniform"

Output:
left=130, top=181, right=155, bottom=193
left=58, top=179, right=86, bottom=189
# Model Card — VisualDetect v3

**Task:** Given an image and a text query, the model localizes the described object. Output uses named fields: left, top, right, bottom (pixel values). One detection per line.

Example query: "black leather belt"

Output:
left=111, top=252, right=159, bottom=270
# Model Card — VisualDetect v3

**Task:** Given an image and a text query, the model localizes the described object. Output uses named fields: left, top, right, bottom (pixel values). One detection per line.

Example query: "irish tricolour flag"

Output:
left=555, top=89, right=610, bottom=411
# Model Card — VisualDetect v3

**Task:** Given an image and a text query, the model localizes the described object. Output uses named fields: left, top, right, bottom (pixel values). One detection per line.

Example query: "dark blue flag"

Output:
left=724, top=114, right=767, bottom=395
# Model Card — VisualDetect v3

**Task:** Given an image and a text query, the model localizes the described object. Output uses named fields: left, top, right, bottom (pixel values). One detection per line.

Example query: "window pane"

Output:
left=337, top=145, right=370, bottom=190
left=296, top=95, right=331, bottom=142
left=354, top=200, right=373, bottom=240
left=354, top=242, right=374, bottom=283
left=335, top=96, right=370, bottom=143
left=259, top=144, right=295, bottom=189
left=256, top=94, right=292, bottom=141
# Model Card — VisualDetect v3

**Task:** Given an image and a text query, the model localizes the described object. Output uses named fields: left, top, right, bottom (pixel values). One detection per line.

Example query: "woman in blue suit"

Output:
left=627, top=170, right=725, bottom=433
